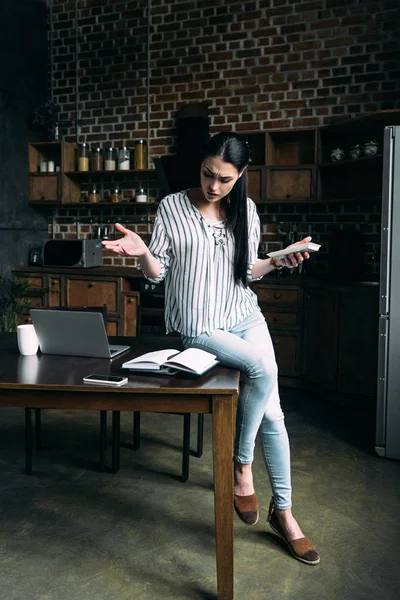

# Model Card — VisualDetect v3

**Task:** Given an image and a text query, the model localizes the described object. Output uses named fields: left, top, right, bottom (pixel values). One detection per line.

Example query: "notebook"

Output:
left=29, top=309, right=130, bottom=359
left=122, top=348, right=219, bottom=376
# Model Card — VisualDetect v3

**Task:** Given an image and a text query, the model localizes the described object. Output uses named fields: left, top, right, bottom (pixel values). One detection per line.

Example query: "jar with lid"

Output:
left=135, top=188, right=148, bottom=203
left=364, top=141, right=379, bottom=156
left=349, top=144, right=363, bottom=160
left=111, top=188, right=122, bottom=203
left=78, top=143, right=89, bottom=171
left=104, top=147, right=116, bottom=171
left=92, top=147, right=103, bottom=172
left=135, top=139, right=147, bottom=170
left=118, top=147, right=130, bottom=170
left=88, top=186, right=100, bottom=203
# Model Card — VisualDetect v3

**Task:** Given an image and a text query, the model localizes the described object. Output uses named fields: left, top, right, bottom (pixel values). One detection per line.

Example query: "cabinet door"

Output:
left=303, top=288, right=338, bottom=389
left=338, top=290, right=378, bottom=397
left=29, top=175, right=59, bottom=203
left=248, top=168, right=263, bottom=203
left=267, top=168, right=312, bottom=201
left=123, top=292, right=140, bottom=337
left=66, top=278, right=119, bottom=313
left=271, top=332, right=300, bottom=377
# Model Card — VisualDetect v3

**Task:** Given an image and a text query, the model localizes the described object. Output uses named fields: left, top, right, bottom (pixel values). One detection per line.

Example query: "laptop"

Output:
left=30, top=309, right=130, bottom=359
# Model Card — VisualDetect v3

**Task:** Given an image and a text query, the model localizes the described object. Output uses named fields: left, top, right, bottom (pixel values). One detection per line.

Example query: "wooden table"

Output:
left=0, top=334, right=239, bottom=600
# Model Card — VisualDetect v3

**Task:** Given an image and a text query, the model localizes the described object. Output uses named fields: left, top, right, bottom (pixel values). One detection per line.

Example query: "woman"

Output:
left=103, top=132, right=320, bottom=566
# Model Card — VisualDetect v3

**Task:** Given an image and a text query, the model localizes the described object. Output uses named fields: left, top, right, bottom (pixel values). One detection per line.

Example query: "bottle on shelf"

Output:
left=111, top=187, right=121, bottom=203
left=88, top=186, right=100, bottom=203
left=78, top=143, right=89, bottom=172
left=135, top=139, right=147, bottom=170
left=135, top=188, right=148, bottom=203
left=92, top=147, right=103, bottom=172
left=104, top=147, right=116, bottom=171
left=118, top=147, right=130, bottom=170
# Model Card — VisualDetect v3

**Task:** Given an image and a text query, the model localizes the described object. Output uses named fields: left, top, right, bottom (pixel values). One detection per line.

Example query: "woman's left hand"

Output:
left=276, top=236, right=312, bottom=269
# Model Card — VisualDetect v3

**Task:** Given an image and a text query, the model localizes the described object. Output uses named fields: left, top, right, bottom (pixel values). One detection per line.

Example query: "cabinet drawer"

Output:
left=271, top=334, right=299, bottom=377
left=257, top=287, right=299, bottom=306
left=263, top=311, right=297, bottom=326
left=17, top=276, right=45, bottom=289
left=66, top=278, right=119, bottom=313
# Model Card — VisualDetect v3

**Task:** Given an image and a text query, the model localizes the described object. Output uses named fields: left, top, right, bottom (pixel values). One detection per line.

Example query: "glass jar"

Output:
left=104, top=147, right=116, bottom=171
left=135, top=139, right=147, bottom=170
left=118, top=147, right=130, bottom=170
left=364, top=141, right=378, bottom=156
left=111, top=188, right=122, bottom=203
left=92, top=147, right=103, bottom=172
left=349, top=144, right=363, bottom=160
left=330, top=148, right=345, bottom=162
left=78, top=143, right=89, bottom=172
left=135, top=188, right=148, bottom=203
left=88, top=186, right=99, bottom=203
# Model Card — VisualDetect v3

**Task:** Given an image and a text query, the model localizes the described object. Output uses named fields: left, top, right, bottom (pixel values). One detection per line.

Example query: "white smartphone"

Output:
left=83, top=374, right=128, bottom=386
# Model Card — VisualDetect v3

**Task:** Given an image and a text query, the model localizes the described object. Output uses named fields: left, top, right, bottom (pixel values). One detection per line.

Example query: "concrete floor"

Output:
left=0, top=388, right=399, bottom=600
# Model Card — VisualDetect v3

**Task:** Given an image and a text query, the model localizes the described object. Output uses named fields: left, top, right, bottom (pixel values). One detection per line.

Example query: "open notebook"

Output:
left=122, top=348, right=219, bottom=376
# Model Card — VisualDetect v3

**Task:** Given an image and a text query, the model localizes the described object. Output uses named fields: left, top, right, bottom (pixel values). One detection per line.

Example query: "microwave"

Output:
left=42, top=239, right=103, bottom=268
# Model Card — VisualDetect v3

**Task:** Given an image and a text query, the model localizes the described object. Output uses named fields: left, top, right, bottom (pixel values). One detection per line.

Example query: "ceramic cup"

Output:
left=17, top=324, right=39, bottom=356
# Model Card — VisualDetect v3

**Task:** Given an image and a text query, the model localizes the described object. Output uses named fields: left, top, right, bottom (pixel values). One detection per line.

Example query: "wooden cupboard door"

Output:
left=267, top=168, right=312, bottom=201
left=303, top=288, right=338, bottom=389
left=123, top=292, right=140, bottom=337
left=16, top=275, right=45, bottom=289
left=66, top=278, right=119, bottom=313
left=271, top=333, right=299, bottom=377
left=48, top=277, right=62, bottom=306
left=248, top=168, right=263, bottom=203
left=106, top=321, right=118, bottom=336
left=338, top=290, right=378, bottom=397
left=29, top=175, right=59, bottom=203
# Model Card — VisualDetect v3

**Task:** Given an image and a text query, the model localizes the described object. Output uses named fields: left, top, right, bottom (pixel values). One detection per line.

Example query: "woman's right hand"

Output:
left=101, top=223, right=148, bottom=257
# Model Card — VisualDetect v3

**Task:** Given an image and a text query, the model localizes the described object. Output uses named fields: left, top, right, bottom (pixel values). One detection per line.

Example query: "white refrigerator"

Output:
left=376, top=125, right=400, bottom=459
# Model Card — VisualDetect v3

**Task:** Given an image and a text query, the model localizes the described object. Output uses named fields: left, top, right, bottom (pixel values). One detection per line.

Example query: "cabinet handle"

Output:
left=51, top=280, right=57, bottom=286
left=286, top=193, right=292, bottom=198
left=274, top=292, right=281, bottom=299
left=88, top=282, right=95, bottom=288
left=127, top=298, right=133, bottom=304
left=272, top=338, right=280, bottom=345
left=40, top=195, right=46, bottom=201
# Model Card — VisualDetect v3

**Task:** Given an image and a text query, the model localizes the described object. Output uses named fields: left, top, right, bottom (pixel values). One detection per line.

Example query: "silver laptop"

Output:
left=30, top=309, right=130, bottom=359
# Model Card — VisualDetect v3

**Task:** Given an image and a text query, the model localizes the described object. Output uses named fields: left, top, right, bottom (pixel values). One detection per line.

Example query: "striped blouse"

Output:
left=144, top=190, right=262, bottom=337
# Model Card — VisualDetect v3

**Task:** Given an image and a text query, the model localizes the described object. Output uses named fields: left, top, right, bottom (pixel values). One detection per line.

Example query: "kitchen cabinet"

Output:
left=253, top=282, right=303, bottom=380
left=28, top=141, right=157, bottom=206
left=241, top=129, right=318, bottom=203
left=12, top=267, right=141, bottom=337
left=303, top=281, right=378, bottom=405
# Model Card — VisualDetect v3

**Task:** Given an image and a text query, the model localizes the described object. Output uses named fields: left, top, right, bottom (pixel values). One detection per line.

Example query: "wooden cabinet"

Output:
left=253, top=282, right=303, bottom=380
left=13, top=268, right=140, bottom=337
left=28, top=141, right=157, bottom=206
left=303, top=287, right=338, bottom=390
left=303, top=282, right=378, bottom=404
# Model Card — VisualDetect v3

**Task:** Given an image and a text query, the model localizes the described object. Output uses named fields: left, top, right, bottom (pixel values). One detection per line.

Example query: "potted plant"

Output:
left=0, top=272, right=31, bottom=332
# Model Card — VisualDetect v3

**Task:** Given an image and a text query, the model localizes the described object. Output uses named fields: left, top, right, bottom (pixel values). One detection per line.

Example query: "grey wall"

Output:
left=0, top=0, right=50, bottom=275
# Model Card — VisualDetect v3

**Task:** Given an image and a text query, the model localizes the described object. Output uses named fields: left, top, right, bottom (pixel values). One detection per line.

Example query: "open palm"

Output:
left=101, top=223, right=148, bottom=257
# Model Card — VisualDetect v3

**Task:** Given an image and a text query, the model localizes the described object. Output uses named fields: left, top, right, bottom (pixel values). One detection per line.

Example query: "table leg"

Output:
left=111, top=411, right=120, bottom=474
left=25, top=408, right=33, bottom=475
left=212, top=395, right=234, bottom=600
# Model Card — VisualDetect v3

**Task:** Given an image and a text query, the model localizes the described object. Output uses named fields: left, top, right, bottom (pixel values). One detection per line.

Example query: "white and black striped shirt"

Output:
left=145, top=190, right=262, bottom=337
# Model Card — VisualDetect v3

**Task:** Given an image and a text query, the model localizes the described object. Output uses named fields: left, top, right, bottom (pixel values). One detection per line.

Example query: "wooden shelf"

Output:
left=64, top=169, right=156, bottom=176
left=64, top=202, right=159, bottom=207
left=319, top=154, right=383, bottom=168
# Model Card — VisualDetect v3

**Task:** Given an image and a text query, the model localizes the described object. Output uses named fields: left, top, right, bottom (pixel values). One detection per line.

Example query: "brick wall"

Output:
left=49, top=0, right=399, bottom=276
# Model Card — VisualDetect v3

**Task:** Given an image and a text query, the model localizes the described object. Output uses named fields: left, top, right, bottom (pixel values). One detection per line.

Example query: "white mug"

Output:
left=17, top=324, right=39, bottom=356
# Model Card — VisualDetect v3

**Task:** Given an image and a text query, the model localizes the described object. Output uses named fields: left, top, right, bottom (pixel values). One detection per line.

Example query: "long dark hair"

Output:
left=202, top=132, right=250, bottom=286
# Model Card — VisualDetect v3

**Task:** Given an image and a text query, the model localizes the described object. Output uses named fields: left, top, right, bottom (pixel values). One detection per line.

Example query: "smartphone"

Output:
left=83, top=374, right=128, bottom=386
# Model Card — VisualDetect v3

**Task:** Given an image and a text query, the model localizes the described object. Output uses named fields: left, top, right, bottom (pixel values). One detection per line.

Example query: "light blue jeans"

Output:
left=181, top=309, right=292, bottom=510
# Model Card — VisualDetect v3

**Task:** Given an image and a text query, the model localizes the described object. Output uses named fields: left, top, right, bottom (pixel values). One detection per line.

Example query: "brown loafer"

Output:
left=234, top=493, right=259, bottom=525
left=267, top=498, right=320, bottom=565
